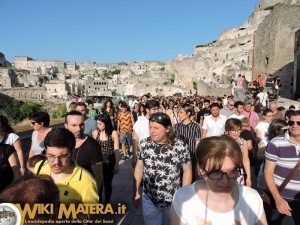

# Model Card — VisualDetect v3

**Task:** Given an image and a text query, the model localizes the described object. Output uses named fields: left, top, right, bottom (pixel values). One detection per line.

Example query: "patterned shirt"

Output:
left=138, top=137, right=191, bottom=208
left=118, top=111, right=133, bottom=133
left=265, top=132, right=300, bottom=200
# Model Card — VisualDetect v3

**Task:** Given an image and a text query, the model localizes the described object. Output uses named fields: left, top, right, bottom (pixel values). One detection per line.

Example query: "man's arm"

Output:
left=264, top=159, right=291, bottom=216
left=8, top=151, right=20, bottom=181
left=132, top=130, right=139, bottom=168
left=133, top=159, right=144, bottom=207
left=91, top=162, right=103, bottom=197
left=181, top=163, right=192, bottom=186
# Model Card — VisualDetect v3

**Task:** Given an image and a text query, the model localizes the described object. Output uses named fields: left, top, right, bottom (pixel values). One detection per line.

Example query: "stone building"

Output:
left=252, top=3, right=300, bottom=98
left=85, top=76, right=112, bottom=96
left=294, top=29, right=300, bottom=99
left=0, top=68, right=12, bottom=88
left=45, top=80, right=68, bottom=99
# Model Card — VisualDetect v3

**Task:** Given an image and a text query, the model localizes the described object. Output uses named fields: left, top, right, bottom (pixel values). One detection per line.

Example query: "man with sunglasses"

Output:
left=34, top=128, right=99, bottom=204
left=264, top=110, right=300, bottom=224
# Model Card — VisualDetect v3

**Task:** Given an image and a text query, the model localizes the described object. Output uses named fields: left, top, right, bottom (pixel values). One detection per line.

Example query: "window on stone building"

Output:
left=265, top=57, right=269, bottom=65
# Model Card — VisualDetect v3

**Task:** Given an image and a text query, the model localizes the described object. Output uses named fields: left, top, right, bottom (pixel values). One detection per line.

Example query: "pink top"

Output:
left=241, top=111, right=257, bottom=128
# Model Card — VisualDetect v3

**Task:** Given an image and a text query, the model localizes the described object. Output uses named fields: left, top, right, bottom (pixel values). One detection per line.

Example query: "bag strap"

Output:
left=36, top=159, right=46, bottom=176
left=1, top=134, right=8, bottom=144
left=278, top=158, right=300, bottom=193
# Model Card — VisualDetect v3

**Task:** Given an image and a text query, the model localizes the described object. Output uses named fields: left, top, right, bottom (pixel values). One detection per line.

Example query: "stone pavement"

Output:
left=102, top=155, right=144, bottom=225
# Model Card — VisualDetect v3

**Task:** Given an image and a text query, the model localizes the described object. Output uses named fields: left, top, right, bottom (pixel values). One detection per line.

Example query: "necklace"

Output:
left=75, top=137, right=86, bottom=162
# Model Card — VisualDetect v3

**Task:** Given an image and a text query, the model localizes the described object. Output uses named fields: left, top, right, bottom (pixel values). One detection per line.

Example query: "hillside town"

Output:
left=0, top=0, right=300, bottom=101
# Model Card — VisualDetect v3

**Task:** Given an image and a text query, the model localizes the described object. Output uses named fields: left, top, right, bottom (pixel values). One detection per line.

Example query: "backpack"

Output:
left=0, top=142, right=14, bottom=192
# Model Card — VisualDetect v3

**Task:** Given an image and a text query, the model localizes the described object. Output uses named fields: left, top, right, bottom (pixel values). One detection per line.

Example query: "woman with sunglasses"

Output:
left=28, top=112, right=52, bottom=158
left=225, top=118, right=252, bottom=187
left=133, top=112, right=192, bottom=225
left=171, top=135, right=267, bottom=225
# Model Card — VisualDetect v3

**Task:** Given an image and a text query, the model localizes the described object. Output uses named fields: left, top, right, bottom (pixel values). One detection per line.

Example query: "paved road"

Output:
left=106, top=156, right=144, bottom=225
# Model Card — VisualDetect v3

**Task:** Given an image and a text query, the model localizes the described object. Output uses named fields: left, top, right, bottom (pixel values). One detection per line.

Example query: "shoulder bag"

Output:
left=261, top=158, right=300, bottom=221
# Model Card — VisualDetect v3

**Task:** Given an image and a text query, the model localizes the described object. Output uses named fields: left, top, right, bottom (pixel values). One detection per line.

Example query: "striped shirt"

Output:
left=265, top=132, right=300, bottom=200
left=174, top=122, right=201, bottom=153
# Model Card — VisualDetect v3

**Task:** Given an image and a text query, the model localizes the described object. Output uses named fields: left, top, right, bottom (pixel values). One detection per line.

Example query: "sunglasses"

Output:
left=288, top=121, right=300, bottom=126
left=204, top=168, right=241, bottom=180
left=31, top=121, right=40, bottom=126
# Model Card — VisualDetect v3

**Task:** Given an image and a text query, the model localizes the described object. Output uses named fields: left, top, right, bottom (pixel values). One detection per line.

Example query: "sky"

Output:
left=1, top=0, right=258, bottom=64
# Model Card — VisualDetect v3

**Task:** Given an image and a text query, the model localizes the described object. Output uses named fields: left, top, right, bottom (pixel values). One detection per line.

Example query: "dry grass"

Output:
left=14, top=118, right=65, bottom=133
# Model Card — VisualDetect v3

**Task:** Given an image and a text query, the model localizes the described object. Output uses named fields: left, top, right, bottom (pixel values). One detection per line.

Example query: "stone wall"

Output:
left=294, top=29, right=300, bottom=98
left=0, top=88, right=47, bottom=100
left=252, top=4, right=300, bottom=98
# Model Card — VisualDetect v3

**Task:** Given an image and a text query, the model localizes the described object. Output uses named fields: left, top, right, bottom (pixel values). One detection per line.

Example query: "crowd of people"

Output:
left=0, top=86, right=299, bottom=225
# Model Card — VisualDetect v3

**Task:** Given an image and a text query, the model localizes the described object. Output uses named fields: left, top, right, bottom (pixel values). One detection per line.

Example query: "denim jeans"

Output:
left=142, top=195, right=171, bottom=225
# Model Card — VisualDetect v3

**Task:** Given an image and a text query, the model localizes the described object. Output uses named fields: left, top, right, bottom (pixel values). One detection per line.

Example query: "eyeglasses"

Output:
left=173, top=107, right=178, bottom=109
left=288, top=121, right=300, bottom=126
left=229, top=104, right=235, bottom=106
left=46, top=152, right=71, bottom=162
left=204, top=168, right=241, bottom=180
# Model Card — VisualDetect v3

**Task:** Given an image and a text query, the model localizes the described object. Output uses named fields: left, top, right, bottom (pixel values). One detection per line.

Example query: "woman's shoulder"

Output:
left=174, top=182, right=196, bottom=200
left=238, top=185, right=261, bottom=199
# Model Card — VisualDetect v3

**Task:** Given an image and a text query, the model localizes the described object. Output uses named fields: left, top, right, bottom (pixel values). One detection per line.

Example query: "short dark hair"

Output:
left=288, top=110, right=300, bottom=120
left=210, top=103, right=220, bottom=109
left=204, top=99, right=210, bottom=104
left=29, top=112, right=50, bottom=127
left=44, top=128, right=76, bottom=152
left=289, top=105, right=295, bottom=110
left=64, top=110, right=83, bottom=123
left=145, top=99, right=159, bottom=110
left=119, top=101, right=128, bottom=108
left=234, top=101, right=244, bottom=108
left=76, top=102, right=87, bottom=108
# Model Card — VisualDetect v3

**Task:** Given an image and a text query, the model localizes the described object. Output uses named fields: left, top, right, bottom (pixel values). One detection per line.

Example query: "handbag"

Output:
left=261, top=158, right=300, bottom=218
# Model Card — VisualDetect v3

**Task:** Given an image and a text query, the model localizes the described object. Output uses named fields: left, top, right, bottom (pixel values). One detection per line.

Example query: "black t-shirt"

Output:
left=196, top=108, right=211, bottom=124
left=0, top=143, right=15, bottom=191
left=72, top=136, right=103, bottom=176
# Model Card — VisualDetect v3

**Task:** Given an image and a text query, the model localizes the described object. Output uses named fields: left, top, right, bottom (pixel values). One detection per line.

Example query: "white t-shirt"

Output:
left=173, top=182, right=264, bottom=225
left=256, top=92, right=268, bottom=107
left=202, top=114, right=227, bottom=137
left=0, top=133, right=19, bottom=146
left=255, top=121, right=270, bottom=140
left=133, top=116, right=150, bottom=143
left=229, top=114, right=245, bottom=120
